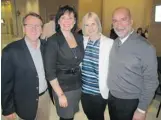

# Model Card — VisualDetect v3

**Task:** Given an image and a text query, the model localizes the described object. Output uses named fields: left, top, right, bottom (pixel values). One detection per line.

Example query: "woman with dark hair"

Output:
left=44, top=5, right=84, bottom=120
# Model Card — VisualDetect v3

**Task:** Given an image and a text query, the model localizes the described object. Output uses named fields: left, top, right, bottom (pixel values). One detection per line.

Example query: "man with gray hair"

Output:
left=107, top=7, right=159, bottom=120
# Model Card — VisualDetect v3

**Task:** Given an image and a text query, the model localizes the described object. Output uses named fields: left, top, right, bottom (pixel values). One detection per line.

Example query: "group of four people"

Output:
left=2, top=5, right=159, bottom=120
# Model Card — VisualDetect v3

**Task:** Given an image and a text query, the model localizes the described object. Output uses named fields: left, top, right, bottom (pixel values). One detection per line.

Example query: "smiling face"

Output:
left=84, top=17, right=99, bottom=37
left=58, top=11, right=76, bottom=32
left=23, top=16, right=42, bottom=42
left=112, top=8, right=133, bottom=38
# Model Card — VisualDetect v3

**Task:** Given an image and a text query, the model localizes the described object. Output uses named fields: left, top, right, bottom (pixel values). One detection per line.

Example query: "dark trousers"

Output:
left=81, top=92, right=107, bottom=120
left=60, top=117, right=73, bottom=120
left=108, top=92, right=139, bottom=120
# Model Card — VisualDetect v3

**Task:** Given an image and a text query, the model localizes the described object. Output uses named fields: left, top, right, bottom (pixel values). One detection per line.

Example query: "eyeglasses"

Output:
left=24, top=24, right=42, bottom=29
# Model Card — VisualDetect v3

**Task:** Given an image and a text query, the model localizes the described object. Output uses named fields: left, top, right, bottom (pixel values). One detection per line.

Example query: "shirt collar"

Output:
left=119, top=29, right=134, bottom=44
left=25, top=36, right=40, bottom=50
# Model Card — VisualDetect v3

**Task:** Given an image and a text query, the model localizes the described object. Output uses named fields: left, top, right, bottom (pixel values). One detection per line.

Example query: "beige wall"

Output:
left=148, top=0, right=161, bottom=56
left=10, top=0, right=39, bottom=37
left=3, top=0, right=78, bottom=37
left=14, top=0, right=39, bottom=16
left=78, top=0, right=102, bottom=26
left=39, top=0, right=102, bottom=27
left=102, top=0, right=153, bottom=35
left=39, top=0, right=78, bottom=23
left=2, top=0, right=154, bottom=38
left=1, top=1, right=12, bottom=34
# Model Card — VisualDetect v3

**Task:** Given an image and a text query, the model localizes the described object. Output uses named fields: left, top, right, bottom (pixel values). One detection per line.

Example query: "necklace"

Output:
left=71, top=47, right=77, bottom=59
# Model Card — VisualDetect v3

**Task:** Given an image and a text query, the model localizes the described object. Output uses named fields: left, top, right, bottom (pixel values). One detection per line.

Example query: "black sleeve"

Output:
left=80, top=35, right=85, bottom=53
left=1, top=48, right=15, bottom=115
left=44, top=36, right=58, bottom=81
left=158, top=57, right=161, bottom=72
left=76, top=33, right=85, bottom=55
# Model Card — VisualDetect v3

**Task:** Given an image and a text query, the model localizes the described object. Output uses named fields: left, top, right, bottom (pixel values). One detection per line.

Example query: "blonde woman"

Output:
left=81, top=12, right=113, bottom=120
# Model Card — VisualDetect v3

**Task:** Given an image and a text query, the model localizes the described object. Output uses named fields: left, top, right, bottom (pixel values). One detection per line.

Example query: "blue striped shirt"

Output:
left=82, top=39, right=100, bottom=95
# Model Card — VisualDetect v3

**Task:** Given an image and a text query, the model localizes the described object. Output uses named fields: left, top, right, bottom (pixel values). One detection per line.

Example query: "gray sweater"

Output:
left=108, top=32, right=159, bottom=111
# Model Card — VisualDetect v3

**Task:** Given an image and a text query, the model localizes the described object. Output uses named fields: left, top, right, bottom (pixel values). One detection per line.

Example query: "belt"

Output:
left=39, top=89, right=48, bottom=96
left=63, top=67, right=80, bottom=74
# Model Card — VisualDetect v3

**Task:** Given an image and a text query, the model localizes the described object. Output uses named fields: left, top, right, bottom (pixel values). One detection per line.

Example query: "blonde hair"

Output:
left=82, top=12, right=102, bottom=36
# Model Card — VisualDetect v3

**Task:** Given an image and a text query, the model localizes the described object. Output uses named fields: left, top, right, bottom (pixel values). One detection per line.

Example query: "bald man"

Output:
left=107, top=7, right=159, bottom=120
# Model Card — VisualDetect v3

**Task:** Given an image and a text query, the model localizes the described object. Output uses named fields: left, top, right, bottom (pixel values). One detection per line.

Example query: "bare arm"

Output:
left=50, top=78, right=68, bottom=107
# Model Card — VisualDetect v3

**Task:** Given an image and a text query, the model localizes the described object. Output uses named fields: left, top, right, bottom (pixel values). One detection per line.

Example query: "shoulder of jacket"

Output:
left=3, top=39, right=23, bottom=50
left=101, top=34, right=114, bottom=44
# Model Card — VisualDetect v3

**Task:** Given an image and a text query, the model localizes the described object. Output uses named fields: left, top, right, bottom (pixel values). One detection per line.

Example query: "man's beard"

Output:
left=114, top=27, right=131, bottom=39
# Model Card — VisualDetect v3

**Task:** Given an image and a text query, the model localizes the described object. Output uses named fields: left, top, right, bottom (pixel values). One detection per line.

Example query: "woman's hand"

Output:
left=58, top=94, right=68, bottom=108
left=4, top=113, right=16, bottom=120
left=49, top=79, right=68, bottom=108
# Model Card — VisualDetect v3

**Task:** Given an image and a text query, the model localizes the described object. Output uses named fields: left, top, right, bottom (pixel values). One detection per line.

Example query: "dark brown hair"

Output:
left=22, top=12, right=43, bottom=25
left=55, top=5, right=77, bottom=33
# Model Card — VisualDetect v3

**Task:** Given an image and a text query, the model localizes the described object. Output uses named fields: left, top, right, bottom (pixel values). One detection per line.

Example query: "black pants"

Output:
left=59, top=117, right=73, bottom=120
left=81, top=92, right=107, bottom=120
left=108, top=92, right=139, bottom=120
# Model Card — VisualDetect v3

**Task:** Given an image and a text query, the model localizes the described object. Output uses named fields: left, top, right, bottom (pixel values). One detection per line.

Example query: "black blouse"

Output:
left=44, top=31, right=84, bottom=91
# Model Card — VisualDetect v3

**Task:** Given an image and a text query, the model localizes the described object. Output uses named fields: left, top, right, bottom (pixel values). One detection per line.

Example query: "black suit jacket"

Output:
left=1, top=38, right=47, bottom=120
left=158, top=57, right=161, bottom=72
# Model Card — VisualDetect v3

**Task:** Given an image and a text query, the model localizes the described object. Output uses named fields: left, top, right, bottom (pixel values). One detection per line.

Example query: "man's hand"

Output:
left=58, top=94, right=68, bottom=108
left=4, top=113, right=16, bottom=120
left=132, top=109, right=146, bottom=120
